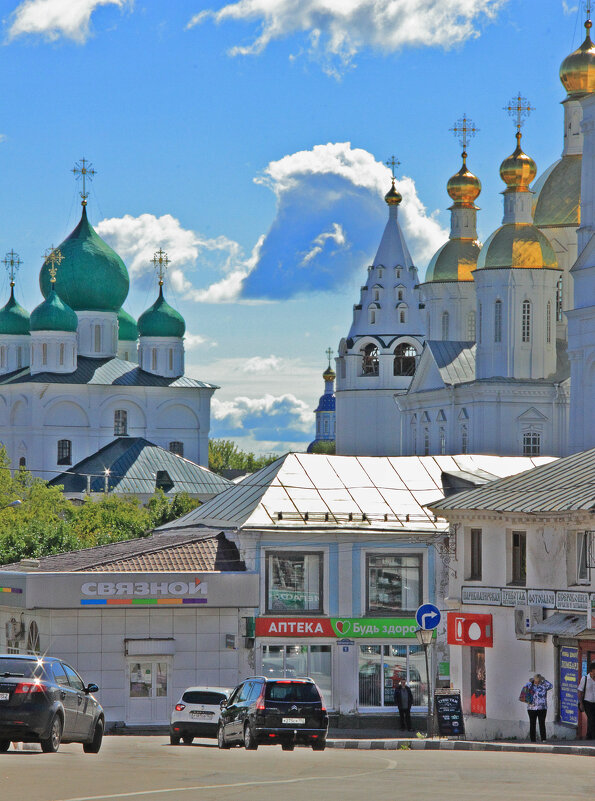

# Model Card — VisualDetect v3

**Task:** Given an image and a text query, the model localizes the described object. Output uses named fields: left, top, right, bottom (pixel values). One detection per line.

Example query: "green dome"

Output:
left=30, top=287, right=78, bottom=332
left=39, top=206, right=129, bottom=312
left=425, top=238, right=480, bottom=283
left=138, top=286, right=185, bottom=338
left=0, top=288, right=30, bottom=335
left=118, top=308, right=138, bottom=341
left=532, top=155, right=581, bottom=228
left=476, top=224, right=558, bottom=271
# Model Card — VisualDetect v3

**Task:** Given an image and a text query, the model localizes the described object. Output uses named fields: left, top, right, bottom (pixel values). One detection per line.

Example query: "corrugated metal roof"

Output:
left=531, top=613, right=589, bottom=637
left=48, top=438, right=232, bottom=499
left=425, top=341, right=476, bottom=385
left=0, top=356, right=217, bottom=389
left=157, top=453, right=553, bottom=533
left=429, top=447, right=594, bottom=514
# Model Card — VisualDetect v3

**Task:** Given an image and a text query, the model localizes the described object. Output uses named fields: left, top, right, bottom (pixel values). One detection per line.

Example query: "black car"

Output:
left=218, top=677, right=328, bottom=751
left=0, top=654, right=104, bottom=753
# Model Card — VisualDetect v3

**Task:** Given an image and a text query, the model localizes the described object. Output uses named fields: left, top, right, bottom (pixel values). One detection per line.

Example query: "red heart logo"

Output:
left=335, top=621, right=345, bottom=634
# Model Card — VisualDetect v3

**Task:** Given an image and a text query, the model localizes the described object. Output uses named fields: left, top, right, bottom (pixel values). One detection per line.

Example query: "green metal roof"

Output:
left=118, top=308, right=138, bottom=341
left=39, top=206, right=129, bottom=312
left=30, top=287, right=78, bottom=332
left=0, top=288, right=30, bottom=335
left=138, top=287, right=185, bottom=338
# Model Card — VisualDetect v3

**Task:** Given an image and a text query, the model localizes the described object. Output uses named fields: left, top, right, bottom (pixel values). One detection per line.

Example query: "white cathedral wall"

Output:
left=335, top=389, right=402, bottom=456
left=117, top=340, right=138, bottom=363
left=420, top=281, right=476, bottom=342
left=0, top=335, right=30, bottom=374
left=139, top=337, right=184, bottom=378
left=536, top=226, right=576, bottom=341
left=76, top=311, right=118, bottom=358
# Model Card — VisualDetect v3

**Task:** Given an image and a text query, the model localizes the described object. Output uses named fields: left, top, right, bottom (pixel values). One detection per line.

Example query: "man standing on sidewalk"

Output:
left=578, top=662, right=595, bottom=740
left=396, top=678, right=414, bottom=731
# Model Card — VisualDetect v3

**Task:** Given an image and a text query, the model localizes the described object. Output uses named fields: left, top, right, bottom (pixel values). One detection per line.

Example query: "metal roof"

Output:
left=425, top=341, right=476, bottom=385
left=157, top=453, right=553, bottom=533
left=429, top=447, right=594, bottom=514
left=0, top=356, right=217, bottom=389
left=531, top=613, right=590, bottom=637
left=48, top=437, right=232, bottom=499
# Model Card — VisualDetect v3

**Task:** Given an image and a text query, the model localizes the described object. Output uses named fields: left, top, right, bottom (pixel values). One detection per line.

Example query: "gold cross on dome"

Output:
left=325, top=347, right=333, bottom=366
left=450, top=115, right=479, bottom=153
left=152, top=248, right=170, bottom=285
left=504, top=93, right=534, bottom=132
left=44, top=246, right=64, bottom=283
left=72, top=158, right=97, bottom=206
left=385, top=155, right=400, bottom=180
left=2, top=250, right=22, bottom=287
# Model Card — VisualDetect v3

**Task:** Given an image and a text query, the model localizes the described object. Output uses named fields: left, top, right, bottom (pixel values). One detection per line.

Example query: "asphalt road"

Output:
left=0, top=737, right=592, bottom=801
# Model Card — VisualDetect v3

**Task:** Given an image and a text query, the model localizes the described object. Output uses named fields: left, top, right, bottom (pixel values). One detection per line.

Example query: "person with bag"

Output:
left=578, top=661, right=595, bottom=740
left=519, top=673, right=552, bottom=742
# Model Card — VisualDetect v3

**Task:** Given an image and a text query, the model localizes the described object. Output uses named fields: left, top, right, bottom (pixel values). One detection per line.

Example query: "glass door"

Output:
left=126, top=659, right=171, bottom=724
left=358, top=644, right=429, bottom=709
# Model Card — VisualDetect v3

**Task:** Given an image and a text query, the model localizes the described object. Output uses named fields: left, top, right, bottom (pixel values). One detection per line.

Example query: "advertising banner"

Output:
left=559, top=645, right=579, bottom=726
left=447, top=612, right=493, bottom=647
left=255, top=616, right=433, bottom=638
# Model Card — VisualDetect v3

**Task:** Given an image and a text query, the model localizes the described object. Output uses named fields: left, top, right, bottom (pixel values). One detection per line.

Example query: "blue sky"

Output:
left=0, top=0, right=587, bottom=454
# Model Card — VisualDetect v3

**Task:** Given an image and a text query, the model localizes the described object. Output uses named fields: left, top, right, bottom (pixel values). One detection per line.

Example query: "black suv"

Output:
left=0, top=654, right=104, bottom=753
left=218, top=677, right=328, bottom=751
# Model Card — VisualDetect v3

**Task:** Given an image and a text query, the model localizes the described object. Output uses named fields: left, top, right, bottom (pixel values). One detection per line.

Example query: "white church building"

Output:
left=335, top=18, right=595, bottom=460
left=0, top=196, right=216, bottom=480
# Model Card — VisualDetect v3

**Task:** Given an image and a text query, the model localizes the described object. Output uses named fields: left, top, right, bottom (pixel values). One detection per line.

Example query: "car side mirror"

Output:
left=220, top=699, right=227, bottom=709
left=85, top=683, right=99, bottom=694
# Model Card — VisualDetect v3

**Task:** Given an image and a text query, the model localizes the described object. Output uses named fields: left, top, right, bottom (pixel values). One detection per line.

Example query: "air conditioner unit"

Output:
left=514, top=605, right=544, bottom=640
left=5, top=618, right=24, bottom=642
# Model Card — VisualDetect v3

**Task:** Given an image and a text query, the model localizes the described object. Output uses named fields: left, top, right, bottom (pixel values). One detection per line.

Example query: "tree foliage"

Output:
left=208, top=439, right=279, bottom=475
left=309, top=440, right=336, bottom=455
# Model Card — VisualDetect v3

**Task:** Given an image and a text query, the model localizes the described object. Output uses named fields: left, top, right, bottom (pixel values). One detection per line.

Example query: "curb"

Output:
left=326, top=738, right=595, bottom=756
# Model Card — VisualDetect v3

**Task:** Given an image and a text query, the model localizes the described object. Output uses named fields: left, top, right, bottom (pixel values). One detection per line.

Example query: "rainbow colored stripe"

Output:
left=0, top=586, right=23, bottom=594
left=80, top=598, right=207, bottom=606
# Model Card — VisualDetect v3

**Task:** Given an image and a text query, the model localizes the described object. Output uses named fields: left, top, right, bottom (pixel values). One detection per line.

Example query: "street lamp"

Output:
left=416, top=627, right=433, bottom=738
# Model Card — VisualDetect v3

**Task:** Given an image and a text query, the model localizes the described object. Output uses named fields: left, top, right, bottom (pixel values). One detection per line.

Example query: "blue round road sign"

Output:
left=415, top=603, right=441, bottom=630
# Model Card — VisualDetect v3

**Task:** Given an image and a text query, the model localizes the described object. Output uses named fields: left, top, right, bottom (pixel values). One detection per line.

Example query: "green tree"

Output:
left=147, top=489, right=201, bottom=528
left=309, top=440, right=336, bottom=455
left=208, top=439, right=278, bottom=475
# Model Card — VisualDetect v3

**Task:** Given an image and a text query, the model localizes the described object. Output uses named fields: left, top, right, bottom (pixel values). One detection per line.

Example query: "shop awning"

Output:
left=531, top=613, right=589, bottom=637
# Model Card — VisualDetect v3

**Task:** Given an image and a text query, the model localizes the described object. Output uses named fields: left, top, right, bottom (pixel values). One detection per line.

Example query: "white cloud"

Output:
left=8, top=0, right=130, bottom=43
left=184, top=333, right=217, bottom=350
left=242, top=354, right=286, bottom=373
left=300, top=223, right=346, bottom=266
left=562, top=2, right=578, bottom=15
left=211, top=393, right=312, bottom=442
left=188, top=0, right=507, bottom=70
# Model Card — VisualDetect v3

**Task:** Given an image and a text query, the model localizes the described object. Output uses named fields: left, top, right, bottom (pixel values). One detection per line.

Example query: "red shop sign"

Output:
left=447, top=612, right=493, bottom=647
left=255, top=618, right=335, bottom=637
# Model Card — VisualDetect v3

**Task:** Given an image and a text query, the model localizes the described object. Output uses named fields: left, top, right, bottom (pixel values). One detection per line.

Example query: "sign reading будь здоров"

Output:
left=254, top=617, right=437, bottom=638
left=559, top=646, right=580, bottom=726
left=462, top=586, right=595, bottom=611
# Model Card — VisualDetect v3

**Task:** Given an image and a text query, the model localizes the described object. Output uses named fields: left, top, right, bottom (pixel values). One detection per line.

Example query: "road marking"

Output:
left=56, top=765, right=393, bottom=801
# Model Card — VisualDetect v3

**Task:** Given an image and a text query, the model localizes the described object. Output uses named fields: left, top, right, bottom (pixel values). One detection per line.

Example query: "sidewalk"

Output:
left=326, top=729, right=595, bottom=756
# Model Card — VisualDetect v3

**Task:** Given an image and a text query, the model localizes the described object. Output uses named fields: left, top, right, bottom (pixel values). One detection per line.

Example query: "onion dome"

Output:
left=138, top=286, right=185, bottom=338
left=323, top=365, right=336, bottom=382
left=500, top=132, right=537, bottom=192
left=425, top=239, right=481, bottom=282
left=447, top=154, right=481, bottom=207
left=560, top=18, right=595, bottom=97
left=118, top=308, right=138, bottom=341
left=30, top=286, right=78, bottom=332
left=39, top=206, right=129, bottom=312
left=384, top=179, right=402, bottom=206
left=532, top=155, right=581, bottom=227
left=0, top=288, right=30, bottom=335
left=476, top=225, right=557, bottom=271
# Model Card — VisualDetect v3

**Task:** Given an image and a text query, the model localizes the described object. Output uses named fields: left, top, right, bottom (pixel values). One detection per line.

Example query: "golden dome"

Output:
left=476, top=224, right=558, bottom=271
left=323, top=366, right=336, bottom=382
left=384, top=179, right=402, bottom=206
left=447, top=153, right=481, bottom=207
left=560, top=19, right=595, bottom=97
left=425, top=238, right=480, bottom=283
left=532, top=154, right=581, bottom=227
left=500, top=132, right=537, bottom=192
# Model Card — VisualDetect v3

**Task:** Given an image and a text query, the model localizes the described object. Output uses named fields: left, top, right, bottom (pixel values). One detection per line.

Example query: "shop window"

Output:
left=261, top=644, right=331, bottom=708
left=57, top=439, right=72, bottom=465
left=393, top=343, right=416, bottom=376
left=129, top=661, right=168, bottom=698
left=366, top=553, right=422, bottom=614
left=358, top=644, right=428, bottom=708
left=467, top=528, right=482, bottom=580
left=169, top=441, right=184, bottom=457
left=361, top=343, right=379, bottom=376
left=114, top=409, right=128, bottom=436
left=510, top=530, right=527, bottom=586
left=265, top=551, right=323, bottom=613
left=469, top=647, right=486, bottom=716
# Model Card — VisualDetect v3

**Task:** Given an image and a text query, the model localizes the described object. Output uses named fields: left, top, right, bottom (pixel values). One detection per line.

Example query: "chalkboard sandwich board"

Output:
left=434, top=689, right=466, bottom=738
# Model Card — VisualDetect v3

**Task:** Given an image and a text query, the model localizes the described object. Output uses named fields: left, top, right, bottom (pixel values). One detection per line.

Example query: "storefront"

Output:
left=255, top=616, right=434, bottom=716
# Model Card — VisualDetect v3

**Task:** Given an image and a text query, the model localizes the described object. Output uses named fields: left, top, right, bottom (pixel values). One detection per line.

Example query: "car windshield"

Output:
left=0, top=658, right=45, bottom=678
left=182, top=691, right=227, bottom=705
left=265, top=682, right=321, bottom=702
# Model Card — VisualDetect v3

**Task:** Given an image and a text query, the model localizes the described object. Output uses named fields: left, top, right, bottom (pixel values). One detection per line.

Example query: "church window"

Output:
left=412, top=427, right=417, bottom=455
left=467, top=310, right=476, bottom=340
left=19, top=456, right=26, bottom=468
left=169, top=441, right=184, bottom=457
left=373, top=288, right=380, bottom=301
left=441, top=311, right=450, bottom=341
left=423, top=428, right=430, bottom=456
left=361, top=343, right=379, bottom=376
left=546, top=301, right=552, bottom=344
left=339, top=357, right=346, bottom=380
left=123, top=351, right=129, bottom=361
left=494, top=300, right=502, bottom=343
left=324, top=418, right=329, bottom=434
left=16, top=347, right=22, bottom=369
left=393, top=343, right=416, bottom=376
left=168, top=349, right=173, bottom=371
left=478, top=303, right=482, bottom=343
left=114, top=410, right=128, bottom=436
left=522, top=430, right=540, bottom=456
left=397, top=289, right=404, bottom=301
left=42, top=343, right=47, bottom=365
left=461, top=425, right=468, bottom=454
left=439, top=427, right=446, bottom=455
left=378, top=268, right=383, bottom=278
left=556, top=276, right=563, bottom=321
left=395, top=267, right=401, bottom=278
left=521, top=300, right=531, bottom=343
left=59, top=343, right=64, bottom=365
left=400, top=309, right=406, bottom=324
left=0, top=347, right=5, bottom=368
left=151, top=348, right=158, bottom=370
left=94, top=325, right=101, bottom=353
left=57, top=439, right=72, bottom=466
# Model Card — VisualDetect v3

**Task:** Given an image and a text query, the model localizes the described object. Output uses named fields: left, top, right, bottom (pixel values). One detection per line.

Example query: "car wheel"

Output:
left=83, top=719, right=104, bottom=754
left=40, top=714, right=63, bottom=753
left=182, top=735, right=193, bottom=745
left=312, top=739, right=326, bottom=751
left=0, top=740, right=10, bottom=752
left=281, top=742, right=294, bottom=751
left=217, top=724, right=230, bottom=750
left=243, top=722, right=258, bottom=750
left=170, top=734, right=181, bottom=745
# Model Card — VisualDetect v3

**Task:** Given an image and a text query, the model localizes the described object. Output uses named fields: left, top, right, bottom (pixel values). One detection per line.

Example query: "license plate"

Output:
left=190, top=711, right=212, bottom=719
left=0, top=693, right=9, bottom=701
left=282, top=717, right=305, bottom=724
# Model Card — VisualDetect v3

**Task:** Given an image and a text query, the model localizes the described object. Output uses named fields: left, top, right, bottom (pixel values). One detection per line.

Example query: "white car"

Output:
left=170, top=686, right=230, bottom=744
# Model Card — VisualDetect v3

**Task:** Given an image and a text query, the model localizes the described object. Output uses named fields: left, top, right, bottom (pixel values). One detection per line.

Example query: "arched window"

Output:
left=400, top=310, right=406, bottom=324
left=397, top=289, right=404, bottom=301
left=57, top=439, right=72, bottom=465
left=19, top=456, right=26, bottom=468
left=169, top=441, right=184, bottom=457
left=494, top=300, right=502, bottom=343
left=377, top=268, right=383, bottom=278
left=42, top=343, right=48, bottom=365
left=546, top=301, right=552, bottom=344
left=467, top=310, right=476, bottom=341
left=114, top=409, right=128, bottom=436
left=361, top=343, right=379, bottom=376
left=393, top=343, right=416, bottom=376
left=94, top=324, right=101, bottom=353
left=373, top=287, right=380, bottom=301
left=151, top=348, right=158, bottom=370
left=556, top=276, right=563, bottom=321
left=441, top=311, right=450, bottom=341
left=522, top=300, right=531, bottom=343
left=439, top=427, right=446, bottom=455
left=59, top=343, right=65, bottom=365
left=395, top=267, right=401, bottom=279
left=523, top=430, right=540, bottom=456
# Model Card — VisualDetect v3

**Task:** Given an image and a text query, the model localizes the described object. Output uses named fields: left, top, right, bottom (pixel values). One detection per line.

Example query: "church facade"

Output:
left=335, top=19, right=595, bottom=460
